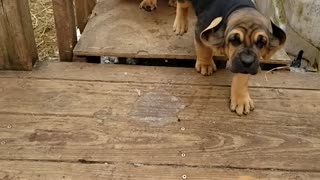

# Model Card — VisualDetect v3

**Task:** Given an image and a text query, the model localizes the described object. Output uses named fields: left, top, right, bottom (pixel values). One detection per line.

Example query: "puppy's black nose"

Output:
left=145, top=5, right=154, bottom=11
left=240, top=52, right=255, bottom=67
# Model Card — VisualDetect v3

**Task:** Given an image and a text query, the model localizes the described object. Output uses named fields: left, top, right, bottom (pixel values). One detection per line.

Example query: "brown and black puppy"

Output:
left=173, top=0, right=286, bottom=115
left=140, top=0, right=176, bottom=11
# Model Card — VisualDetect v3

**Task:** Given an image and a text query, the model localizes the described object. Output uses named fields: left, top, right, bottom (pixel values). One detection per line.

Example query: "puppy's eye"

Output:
left=229, top=33, right=241, bottom=47
left=256, top=35, right=267, bottom=49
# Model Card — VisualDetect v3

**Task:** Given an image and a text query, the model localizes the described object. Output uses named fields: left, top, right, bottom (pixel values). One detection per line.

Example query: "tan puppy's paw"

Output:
left=195, top=60, right=217, bottom=76
left=230, top=94, right=255, bottom=115
left=140, top=0, right=157, bottom=11
left=173, top=17, right=188, bottom=35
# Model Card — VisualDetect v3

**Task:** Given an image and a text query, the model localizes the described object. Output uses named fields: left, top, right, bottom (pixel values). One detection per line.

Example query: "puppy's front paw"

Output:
left=140, top=0, right=157, bottom=11
left=173, top=18, right=188, bottom=35
left=195, top=61, right=217, bottom=76
left=230, top=94, right=255, bottom=115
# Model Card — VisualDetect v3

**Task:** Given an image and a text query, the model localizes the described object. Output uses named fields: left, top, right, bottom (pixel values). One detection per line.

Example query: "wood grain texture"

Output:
left=0, top=0, right=38, bottom=70
left=1, top=63, right=319, bottom=177
left=73, top=0, right=291, bottom=64
left=75, top=0, right=96, bottom=33
left=52, top=0, right=77, bottom=62
left=0, top=161, right=319, bottom=180
left=0, top=62, right=319, bottom=90
left=0, top=77, right=319, bottom=171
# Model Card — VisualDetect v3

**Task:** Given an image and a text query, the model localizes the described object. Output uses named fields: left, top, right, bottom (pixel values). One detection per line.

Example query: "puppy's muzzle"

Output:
left=230, top=49, right=260, bottom=75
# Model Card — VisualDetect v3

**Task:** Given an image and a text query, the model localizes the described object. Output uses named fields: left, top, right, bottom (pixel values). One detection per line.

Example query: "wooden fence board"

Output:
left=0, top=0, right=38, bottom=70
left=75, top=0, right=96, bottom=33
left=52, top=0, right=77, bottom=62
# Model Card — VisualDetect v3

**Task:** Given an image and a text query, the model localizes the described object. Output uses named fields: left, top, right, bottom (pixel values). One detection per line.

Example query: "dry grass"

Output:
left=29, top=0, right=58, bottom=61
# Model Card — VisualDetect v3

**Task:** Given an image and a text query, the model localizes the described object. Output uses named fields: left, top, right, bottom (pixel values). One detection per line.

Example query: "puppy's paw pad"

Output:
left=195, top=62, right=217, bottom=76
left=173, top=19, right=188, bottom=35
left=140, top=0, right=157, bottom=11
left=230, top=95, right=254, bottom=116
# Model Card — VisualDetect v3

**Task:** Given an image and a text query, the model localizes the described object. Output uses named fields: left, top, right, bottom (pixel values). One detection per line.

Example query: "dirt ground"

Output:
left=29, top=0, right=58, bottom=61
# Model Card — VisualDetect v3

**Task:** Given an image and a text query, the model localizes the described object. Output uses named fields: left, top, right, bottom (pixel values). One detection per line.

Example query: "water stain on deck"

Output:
left=131, top=89, right=186, bottom=126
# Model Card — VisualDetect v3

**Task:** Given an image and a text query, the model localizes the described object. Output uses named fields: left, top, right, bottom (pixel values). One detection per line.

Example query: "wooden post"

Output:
left=0, top=0, right=38, bottom=70
left=75, top=0, right=96, bottom=33
left=52, top=0, right=77, bottom=62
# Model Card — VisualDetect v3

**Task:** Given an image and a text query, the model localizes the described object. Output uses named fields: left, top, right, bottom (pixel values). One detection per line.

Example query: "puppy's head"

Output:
left=200, top=8, right=286, bottom=75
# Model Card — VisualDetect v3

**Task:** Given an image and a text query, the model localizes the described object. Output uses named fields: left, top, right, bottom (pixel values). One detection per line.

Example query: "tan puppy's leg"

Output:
left=140, top=0, right=157, bottom=11
left=173, top=0, right=190, bottom=35
left=230, top=74, right=255, bottom=115
left=194, top=38, right=217, bottom=76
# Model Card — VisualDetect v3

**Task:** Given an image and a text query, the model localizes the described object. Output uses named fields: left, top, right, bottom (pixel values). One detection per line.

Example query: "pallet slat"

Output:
left=1, top=62, right=319, bottom=90
left=0, top=160, right=319, bottom=180
left=74, top=0, right=291, bottom=64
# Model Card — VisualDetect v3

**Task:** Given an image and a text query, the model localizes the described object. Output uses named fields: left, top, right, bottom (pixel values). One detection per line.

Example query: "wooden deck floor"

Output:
left=0, top=62, right=320, bottom=179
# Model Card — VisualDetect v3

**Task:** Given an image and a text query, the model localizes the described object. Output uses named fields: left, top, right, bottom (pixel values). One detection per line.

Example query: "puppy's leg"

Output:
left=194, top=38, right=217, bottom=76
left=140, top=0, right=157, bottom=11
left=230, top=74, right=255, bottom=115
left=173, top=0, right=190, bottom=35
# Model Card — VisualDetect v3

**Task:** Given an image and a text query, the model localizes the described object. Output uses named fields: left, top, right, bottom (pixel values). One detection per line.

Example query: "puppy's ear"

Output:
left=200, top=17, right=225, bottom=48
left=263, top=21, right=286, bottom=60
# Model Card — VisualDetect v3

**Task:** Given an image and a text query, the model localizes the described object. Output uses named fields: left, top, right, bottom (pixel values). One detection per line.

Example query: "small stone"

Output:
left=135, top=89, right=141, bottom=96
left=181, top=127, right=186, bottom=131
left=7, top=125, right=12, bottom=129
left=181, top=153, right=186, bottom=157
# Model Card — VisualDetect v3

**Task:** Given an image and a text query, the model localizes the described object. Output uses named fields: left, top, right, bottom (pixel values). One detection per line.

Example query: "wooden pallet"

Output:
left=74, top=0, right=291, bottom=65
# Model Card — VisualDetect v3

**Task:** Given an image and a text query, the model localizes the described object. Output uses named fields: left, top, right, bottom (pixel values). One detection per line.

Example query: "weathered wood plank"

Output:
left=0, top=78, right=319, bottom=171
left=73, top=0, right=291, bottom=64
left=52, top=0, right=77, bottom=62
left=0, top=78, right=319, bottom=116
left=0, top=62, right=319, bottom=90
left=0, top=161, right=319, bottom=180
left=0, top=0, right=38, bottom=70
left=75, top=0, right=96, bottom=33
left=0, top=112, right=319, bottom=170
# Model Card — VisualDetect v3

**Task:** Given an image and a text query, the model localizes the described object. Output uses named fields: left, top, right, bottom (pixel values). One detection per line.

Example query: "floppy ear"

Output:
left=263, top=21, right=286, bottom=60
left=200, top=17, right=225, bottom=48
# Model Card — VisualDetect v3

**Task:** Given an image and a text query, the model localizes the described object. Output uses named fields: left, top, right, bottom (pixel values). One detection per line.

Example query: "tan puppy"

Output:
left=174, top=0, right=286, bottom=115
left=140, top=0, right=176, bottom=11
